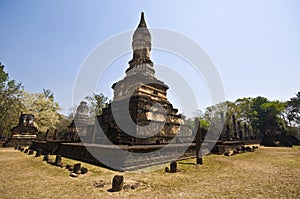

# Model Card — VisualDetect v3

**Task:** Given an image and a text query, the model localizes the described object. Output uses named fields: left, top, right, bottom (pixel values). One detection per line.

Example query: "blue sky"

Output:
left=1, top=0, right=300, bottom=116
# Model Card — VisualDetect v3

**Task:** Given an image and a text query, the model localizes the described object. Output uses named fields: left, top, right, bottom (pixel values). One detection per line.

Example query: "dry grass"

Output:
left=0, top=146, right=299, bottom=199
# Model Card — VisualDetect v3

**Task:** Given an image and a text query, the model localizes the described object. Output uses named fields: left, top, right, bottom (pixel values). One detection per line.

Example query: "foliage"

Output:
left=202, top=102, right=228, bottom=138
left=249, top=97, right=286, bottom=135
left=0, top=63, right=23, bottom=137
left=186, top=109, right=210, bottom=132
left=0, top=62, right=64, bottom=136
left=21, top=90, right=61, bottom=132
left=285, top=92, right=300, bottom=135
left=234, top=97, right=253, bottom=124
left=201, top=96, right=291, bottom=136
left=85, top=93, right=110, bottom=121
left=55, top=113, right=72, bottom=136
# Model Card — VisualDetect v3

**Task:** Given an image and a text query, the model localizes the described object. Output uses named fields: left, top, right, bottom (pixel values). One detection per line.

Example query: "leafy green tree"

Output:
left=85, top=93, right=110, bottom=121
left=287, top=92, right=300, bottom=125
left=284, top=92, right=300, bottom=135
left=249, top=96, right=269, bottom=135
left=234, top=97, right=253, bottom=124
left=249, top=97, right=286, bottom=135
left=0, top=63, right=23, bottom=138
left=55, top=113, right=72, bottom=136
left=261, top=100, right=287, bottom=133
left=186, top=109, right=210, bottom=132
left=203, top=102, right=228, bottom=138
left=202, top=97, right=287, bottom=137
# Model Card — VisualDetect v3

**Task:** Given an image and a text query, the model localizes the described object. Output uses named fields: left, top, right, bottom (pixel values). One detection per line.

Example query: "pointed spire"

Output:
left=127, top=12, right=153, bottom=74
left=138, top=12, right=147, bottom=28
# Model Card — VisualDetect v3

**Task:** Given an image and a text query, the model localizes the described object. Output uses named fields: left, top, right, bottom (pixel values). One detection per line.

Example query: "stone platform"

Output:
left=210, top=140, right=244, bottom=154
left=3, top=137, right=37, bottom=147
left=30, top=138, right=260, bottom=171
left=209, top=139, right=261, bottom=154
left=31, top=140, right=196, bottom=171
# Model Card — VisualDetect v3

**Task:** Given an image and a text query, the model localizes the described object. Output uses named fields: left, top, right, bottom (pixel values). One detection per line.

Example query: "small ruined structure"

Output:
left=3, top=113, right=38, bottom=147
left=63, top=101, right=89, bottom=141
left=74, top=101, right=89, bottom=137
left=97, top=12, right=190, bottom=145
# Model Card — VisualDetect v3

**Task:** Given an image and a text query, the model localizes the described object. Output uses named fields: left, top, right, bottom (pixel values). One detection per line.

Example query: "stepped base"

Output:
left=31, top=141, right=196, bottom=171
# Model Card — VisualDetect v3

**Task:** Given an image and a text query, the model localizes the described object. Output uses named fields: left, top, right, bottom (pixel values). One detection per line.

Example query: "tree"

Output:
left=203, top=102, right=228, bottom=138
left=261, top=100, right=286, bottom=133
left=249, top=96, right=269, bottom=135
left=202, top=97, right=287, bottom=137
left=22, top=90, right=61, bottom=133
left=85, top=93, right=110, bottom=121
left=284, top=92, right=300, bottom=135
left=287, top=92, right=300, bottom=125
left=185, top=109, right=210, bottom=132
left=0, top=63, right=23, bottom=138
left=55, top=113, right=72, bottom=136
left=234, top=97, right=253, bottom=124
left=249, top=97, right=286, bottom=135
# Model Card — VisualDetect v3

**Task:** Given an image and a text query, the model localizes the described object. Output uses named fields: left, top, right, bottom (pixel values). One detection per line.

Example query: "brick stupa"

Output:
left=97, top=12, right=190, bottom=145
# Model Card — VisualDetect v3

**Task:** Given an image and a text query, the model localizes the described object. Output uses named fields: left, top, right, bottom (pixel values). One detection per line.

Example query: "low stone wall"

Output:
left=3, top=138, right=37, bottom=147
left=29, top=139, right=256, bottom=171
left=211, top=141, right=244, bottom=154
left=30, top=140, right=80, bottom=154
left=30, top=140, right=197, bottom=171
left=30, top=139, right=258, bottom=170
left=59, top=143, right=196, bottom=171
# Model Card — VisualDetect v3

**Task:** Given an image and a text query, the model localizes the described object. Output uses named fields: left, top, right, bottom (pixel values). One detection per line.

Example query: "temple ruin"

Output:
left=96, top=12, right=191, bottom=145
left=3, top=113, right=38, bottom=147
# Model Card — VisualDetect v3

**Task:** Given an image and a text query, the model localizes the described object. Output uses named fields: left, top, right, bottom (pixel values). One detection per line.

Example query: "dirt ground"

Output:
left=0, top=146, right=299, bottom=199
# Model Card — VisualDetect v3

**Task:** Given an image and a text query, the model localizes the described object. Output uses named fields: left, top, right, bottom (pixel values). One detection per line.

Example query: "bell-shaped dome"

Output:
left=132, top=12, right=151, bottom=51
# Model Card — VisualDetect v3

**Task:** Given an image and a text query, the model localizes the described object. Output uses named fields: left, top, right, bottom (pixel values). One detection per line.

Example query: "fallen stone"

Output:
left=94, top=181, right=106, bottom=188
left=111, top=175, right=124, bottom=192
left=123, top=184, right=131, bottom=190
left=70, top=173, right=78, bottom=178
left=43, top=155, right=49, bottom=161
left=245, top=146, right=253, bottom=152
left=67, top=166, right=74, bottom=171
left=55, top=155, right=62, bottom=166
left=165, top=167, right=169, bottom=172
left=196, top=157, right=203, bottom=165
left=81, top=167, right=88, bottom=174
left=73, top=163, right=81, bottom=174
left=28, top=150, right=34, bottom=155
left=170, top=161, right=177, bottom=173
left=60, top=163, right=66, bottom=168
left=232, top=150, right=238, bottom=155
left=35, top=149, right=42, bottom=157
left=241, top=146, right=246, bottom=152
left=131, top=183, right=140, bottom=189
left=47, top=159, right=55, bottom=165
